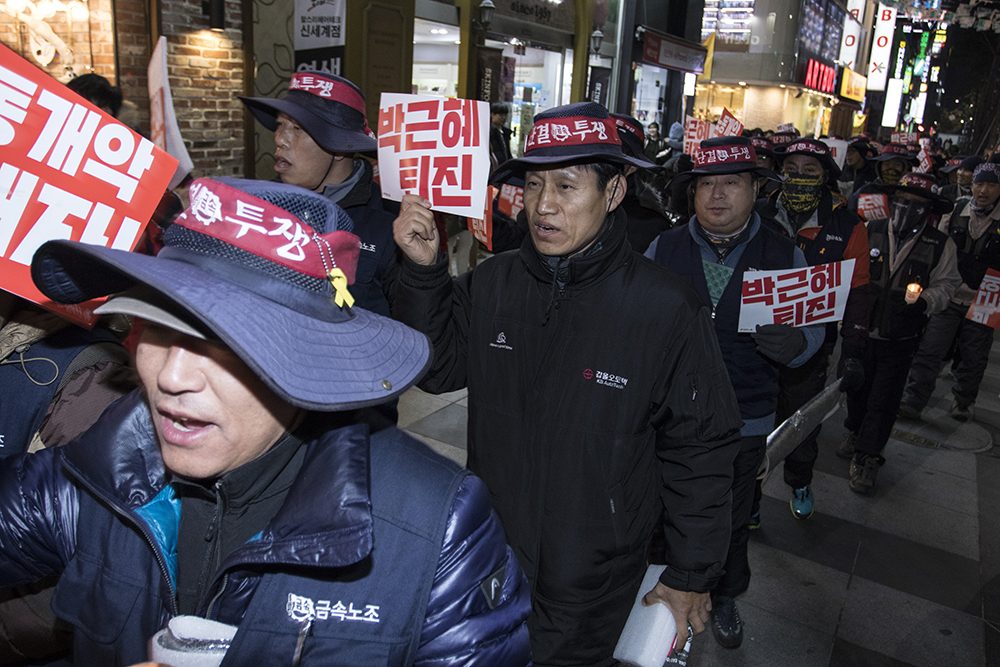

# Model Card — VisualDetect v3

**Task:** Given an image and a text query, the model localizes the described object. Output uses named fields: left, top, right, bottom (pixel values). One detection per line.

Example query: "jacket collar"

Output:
left=519, top=206, right=632, bottom=291
left=60, top=391, right=374, bottom=569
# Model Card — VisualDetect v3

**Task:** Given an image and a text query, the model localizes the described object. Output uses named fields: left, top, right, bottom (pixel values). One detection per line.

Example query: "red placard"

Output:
left=0, top=45, right=178, bottom=327
left=497, top=183, right=523, bottom=219
left=967, top=269, right=1000, bottom=329
left=468, top=186, right=495, bottom=251
left=714, top=108, right=743, bottom=138
left=857, top=193, right=890, bottom=222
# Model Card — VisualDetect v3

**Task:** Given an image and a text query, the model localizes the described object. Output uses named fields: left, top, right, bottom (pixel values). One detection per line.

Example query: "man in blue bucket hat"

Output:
left=393, top=101, right=743, bottom=666
left=0, top=178, right=531, bottom=666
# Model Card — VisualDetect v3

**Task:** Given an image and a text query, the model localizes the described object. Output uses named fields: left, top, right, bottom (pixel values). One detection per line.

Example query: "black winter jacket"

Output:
left=394, top=209, right=742, bottom=666
left=0, top=392, right=531, bottom=666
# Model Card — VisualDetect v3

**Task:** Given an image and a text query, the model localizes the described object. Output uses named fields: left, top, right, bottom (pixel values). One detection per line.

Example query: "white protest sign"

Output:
left=149, top=35, right=193, bottom=189
left=826, top=139, right=849, bottom=169
left=739, top=259, right=856, bottom=332
left=377, top=93, right=490, bottom=218
left=684, top=115, right=712, bottom=158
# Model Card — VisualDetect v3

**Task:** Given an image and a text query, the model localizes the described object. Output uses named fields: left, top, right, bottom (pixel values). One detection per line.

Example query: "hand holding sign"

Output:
left=739, top=259, right=856, bottom=332
left=393, top=193, right=438, bottom=266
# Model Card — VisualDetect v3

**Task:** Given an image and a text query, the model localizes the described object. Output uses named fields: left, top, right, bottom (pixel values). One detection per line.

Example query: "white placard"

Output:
left=739, top=259, right=856, bottom=332
left=148, top=36, right=193, bottom=190
left=868, top=4, right=898, bottom=91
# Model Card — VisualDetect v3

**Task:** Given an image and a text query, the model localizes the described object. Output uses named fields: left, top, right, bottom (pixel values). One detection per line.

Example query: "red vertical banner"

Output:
left=468, top=186, right=495, bottom=251
left=0, top=44, right=178, bottom=327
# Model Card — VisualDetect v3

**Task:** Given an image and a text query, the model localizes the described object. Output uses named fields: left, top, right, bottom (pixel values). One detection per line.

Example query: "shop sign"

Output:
left=293, top=0, right=345, bottom=75
left=739, top=260, right=856, bottom=331
left=839, top=13, right=862, bottom=69
left=868, top=4, right=897, bottom=91
left=839, top=68, right=867, bottom=101
left=967, top=269, right=1000, bottom=330
left=800, top=58, right=838, bottom=94
left=0, top=44, right=178, bottom=327
left=641, top=30, right=707, bottom=74
left=494, top=0, right=575, bottom=33
left=377, top=93, right=490, bottom=218
left=587, top=67, right=612, bottom=107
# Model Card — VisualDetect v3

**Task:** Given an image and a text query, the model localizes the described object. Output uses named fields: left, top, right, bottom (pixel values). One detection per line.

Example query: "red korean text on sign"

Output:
left=967, top=269, right=1000, bottom=330
left=0, top=44, right=177, bottom=327
left=738, top=259, right=855, bottom=332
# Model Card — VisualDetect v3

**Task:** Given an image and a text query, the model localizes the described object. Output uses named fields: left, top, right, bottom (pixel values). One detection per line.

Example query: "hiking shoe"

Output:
left=790, top=485, right=814, bottom=519
left=849, top=453, right=884, bottom=496
left=837, top=431, right=858, bottom=459
left=748, top=511, right=761, bottom=530
left=950, top=400, right=970, bottom=422
left=897, top=402, right=922, bottom=420
left=710, top=595, right=743, bottom=649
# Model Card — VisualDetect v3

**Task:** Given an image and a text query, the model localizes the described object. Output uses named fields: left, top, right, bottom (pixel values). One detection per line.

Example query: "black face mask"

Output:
left=890, top=198, right=929, bottom=241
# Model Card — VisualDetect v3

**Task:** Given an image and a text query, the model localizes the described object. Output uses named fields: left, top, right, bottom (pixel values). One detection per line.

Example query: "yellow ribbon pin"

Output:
left=327, top=268, right=355, bottom=308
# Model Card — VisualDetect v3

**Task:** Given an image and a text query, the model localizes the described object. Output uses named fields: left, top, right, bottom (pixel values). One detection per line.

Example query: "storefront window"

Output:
left=692, top=83, right=746, bottom=123
left=412, top=17, right=459, bottom=98
left=632, top=64, right=667, bottom=126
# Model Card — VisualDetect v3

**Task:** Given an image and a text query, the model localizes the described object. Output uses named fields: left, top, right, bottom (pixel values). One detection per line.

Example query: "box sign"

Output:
left=0, top=44, right=177, bottom=327
left=839, top=14, right=862, bottom=69
left=868, top=4, right=898, bottom=91
left=801, top=59, right=838, bottom=94
left=840, top=68, right=867, bottom=101
left=640, top=30, right=707, bottom=74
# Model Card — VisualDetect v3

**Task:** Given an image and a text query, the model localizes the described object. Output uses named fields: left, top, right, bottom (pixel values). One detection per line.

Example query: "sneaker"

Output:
left=710, top=595, right=743, bottom=649
left=748, top=511, right=761, bottom=530
left=897, top=402, right=922, bottom=420
left=950, top=400, right=970, bottom=422
left=837, top=431, right=858, bottom=459
left=849, top=453, right=884, bottom=496
left=790, top=485, right=814, bottom=519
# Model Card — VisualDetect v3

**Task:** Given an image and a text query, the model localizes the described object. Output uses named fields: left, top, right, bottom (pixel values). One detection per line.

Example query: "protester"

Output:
left=611, top=113, right=676, bottom=251
left=838, top=173, right=961, bottom=495
left=838, top=136, right=879, bottom=196
left=938, top=156, right=983, bottom=203
left=750, top=137, right=781, bottom=198
left=646, top=136, right=823, bottom=649
left=489, top=101, right=514, bottom=166
left=899, top=160, right=1000, bottom=422
left=754, top=138, right=870, bottom=520
left=239, top=72, right=396, bottom=318
left=65, top=73, right=122, bottom=117
left=392, top=102, right=743, bottom=666
left=848, top=143, right=920, bottom=222
left=0, top=178, right=531, bottom=666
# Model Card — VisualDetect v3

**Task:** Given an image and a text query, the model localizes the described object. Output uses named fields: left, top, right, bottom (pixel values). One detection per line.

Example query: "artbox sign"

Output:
left=0, top=44, right=177, bottom=327
left=377, top=93, right=490, bottom=218
left=868, top=4, right=898, bottom=91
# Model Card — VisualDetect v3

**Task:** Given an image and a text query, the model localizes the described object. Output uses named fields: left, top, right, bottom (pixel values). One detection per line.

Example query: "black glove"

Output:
left=909, top=297, right=928, bottom=313
left=752, top=324, right=807, bottom=366
left=839, top=357, right=865, bottom=393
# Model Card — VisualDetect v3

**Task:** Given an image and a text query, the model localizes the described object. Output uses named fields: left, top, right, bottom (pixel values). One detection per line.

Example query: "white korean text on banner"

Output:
left=149, top=35, right=193, bottom=189
left=0, top=44, right=178, bottom=327
left=857, top=192, right=890, bottom=222
left=294, top=0, right=345, bottom=75
left=376, top=93, right=493, bottom=218
left=967, top=269, right=1000, bottom=329
left=714, top=108, right=743, bottom=137
left=738, top=259, right=856, bottom=332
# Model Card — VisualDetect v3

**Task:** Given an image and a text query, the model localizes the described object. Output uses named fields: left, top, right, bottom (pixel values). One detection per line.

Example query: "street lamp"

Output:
left=590, top=28, right=604, bottom=54
left=472, top=0, right=494, bottom=45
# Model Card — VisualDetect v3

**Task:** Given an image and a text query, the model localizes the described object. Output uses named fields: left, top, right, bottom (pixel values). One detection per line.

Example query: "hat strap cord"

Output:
left=307, top=155, right=338, bottom=193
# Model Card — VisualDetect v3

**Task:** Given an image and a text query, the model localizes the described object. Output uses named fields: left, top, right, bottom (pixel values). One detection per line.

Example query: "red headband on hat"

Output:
left=899, top=173, right=936, bottom=193
left=947, top=157, right=963, bottom=167
left=881, top=143, right=909, bottom=157
left=177, top=179, right=360, bottom=285
left=288, top=73, right=367, bottom=117
left=613, top=117, right=644, bottom=141
left=696, top=143, right=757, bottom=167
left=786, top=141, right=829, bottom=156
left=525, top=116, right=621, bottom=152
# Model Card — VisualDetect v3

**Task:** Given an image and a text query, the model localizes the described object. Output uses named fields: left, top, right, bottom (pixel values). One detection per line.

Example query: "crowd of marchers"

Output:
left=0, top=70, right=997, bottom=667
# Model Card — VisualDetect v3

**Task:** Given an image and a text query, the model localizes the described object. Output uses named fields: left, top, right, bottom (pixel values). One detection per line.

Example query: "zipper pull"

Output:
left=292, top=617, right=313, bottom=666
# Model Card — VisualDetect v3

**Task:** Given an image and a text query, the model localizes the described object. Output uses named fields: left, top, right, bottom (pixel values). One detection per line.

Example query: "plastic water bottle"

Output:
left=613, top=564, right=679, bottom=667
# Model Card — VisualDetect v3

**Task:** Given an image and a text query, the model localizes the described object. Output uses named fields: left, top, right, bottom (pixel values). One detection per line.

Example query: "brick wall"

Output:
left=158, top=0, right=245, bottom=177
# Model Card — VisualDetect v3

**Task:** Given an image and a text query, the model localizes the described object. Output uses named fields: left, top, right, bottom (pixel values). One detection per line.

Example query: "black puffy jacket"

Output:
left=0, top=392, right=531, bottom=666
left=394, top=209, right=742, bottom=666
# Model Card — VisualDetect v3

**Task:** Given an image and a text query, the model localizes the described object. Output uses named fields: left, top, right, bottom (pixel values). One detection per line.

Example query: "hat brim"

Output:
left=777, top=149, right=842, bottom=180
left=489, top=151, right=653, bottom=186
left=31, top=241, right=431, bottom=412
left=884, top=185, right=954, bottom=215
left=874, top=153, right=919, bottom=166
left=668, top=164, right=780, bottom=189
left=239, top=95, right=377, bottom=154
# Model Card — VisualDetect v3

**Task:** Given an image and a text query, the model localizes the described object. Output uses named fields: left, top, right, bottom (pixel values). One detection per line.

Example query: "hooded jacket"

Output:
left=394, top=207, right=742, bottom=666
left=0, top=391, right=531, bottom=667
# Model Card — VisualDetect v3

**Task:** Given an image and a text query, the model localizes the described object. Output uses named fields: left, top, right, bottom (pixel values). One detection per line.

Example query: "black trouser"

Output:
left=777, top=351, right=830, bottom=489
left=902, top=301, right=995, bottom=410
left=845, top=337, right=921, bottom=458
left=715, top=434, right=766, bottom=599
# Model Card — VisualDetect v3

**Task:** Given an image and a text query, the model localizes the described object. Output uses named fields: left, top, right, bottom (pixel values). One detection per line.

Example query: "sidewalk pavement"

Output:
left=398, top=331, right=1000, bottom=667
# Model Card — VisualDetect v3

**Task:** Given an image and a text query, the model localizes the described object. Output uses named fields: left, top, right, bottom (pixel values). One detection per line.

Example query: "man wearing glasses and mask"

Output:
left=838, top=174, right=961, bottom=495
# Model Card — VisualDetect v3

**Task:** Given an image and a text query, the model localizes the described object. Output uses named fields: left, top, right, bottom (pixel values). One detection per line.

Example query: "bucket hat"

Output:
left=769, top=130, right=799, bottom=154
left=490, top=102, right=651, bottom=185
left=240, top=72, right=377, bottom=154
left=779, top=138, right=842, bottom=180
left=750, top=137, right=776, bottom=161
left=30, top=178, right=431, bottom=411
left=670, top=135, right=780, bottom=187
left=847, top=136, right=878, bottom=159
left=939, top=156, right=968, bottom=174
left=974, top=160, right=1000, bottom=184
left=873, top=143, right=919, bottom=166
left=891, top=172, right=954, bottom=214
left=610, top=113, right=657, bottom=167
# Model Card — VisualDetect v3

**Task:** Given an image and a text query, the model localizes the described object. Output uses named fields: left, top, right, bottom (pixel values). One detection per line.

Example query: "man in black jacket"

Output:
left=392, top=102, right=743, bottom=667
left=938, top=156, right=983, bottom=203
left=900, top=160, right=1000, bottom=422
